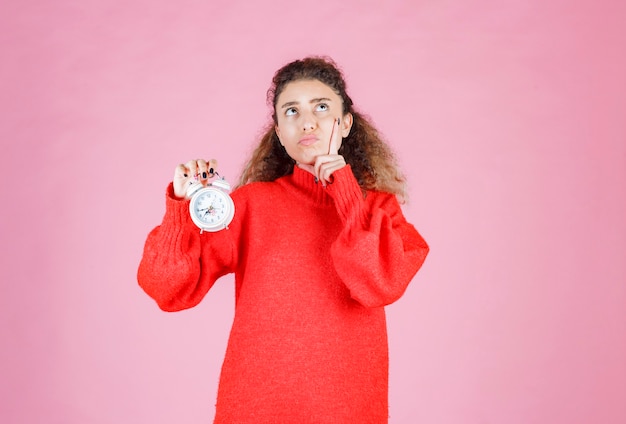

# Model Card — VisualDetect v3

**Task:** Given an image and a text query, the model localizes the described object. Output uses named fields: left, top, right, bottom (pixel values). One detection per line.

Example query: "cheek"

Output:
left=276, top=121, right=297, bottom=141
left=274, top=125, right=281, bottom=142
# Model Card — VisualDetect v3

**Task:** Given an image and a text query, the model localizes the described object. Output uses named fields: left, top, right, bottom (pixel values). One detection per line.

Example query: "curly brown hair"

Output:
left=238, top=56, right=407, bottom=202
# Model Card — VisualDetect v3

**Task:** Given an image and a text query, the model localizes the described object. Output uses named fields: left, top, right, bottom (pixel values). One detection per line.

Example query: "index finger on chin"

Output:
left=328, top=118, right=341, bottom=155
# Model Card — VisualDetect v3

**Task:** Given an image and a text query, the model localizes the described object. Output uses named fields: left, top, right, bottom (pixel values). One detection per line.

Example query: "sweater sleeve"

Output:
left=137, top=183, right=237, bottom=312
left=326, top=166, right=429, bottom=308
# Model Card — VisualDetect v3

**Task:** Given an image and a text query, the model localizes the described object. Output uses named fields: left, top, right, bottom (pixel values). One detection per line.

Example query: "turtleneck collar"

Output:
left=279, top=166, right=335, bottom=207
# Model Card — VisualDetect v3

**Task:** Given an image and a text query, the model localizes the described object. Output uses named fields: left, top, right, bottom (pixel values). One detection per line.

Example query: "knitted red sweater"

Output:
left=138, top=165, right=428, bottom=423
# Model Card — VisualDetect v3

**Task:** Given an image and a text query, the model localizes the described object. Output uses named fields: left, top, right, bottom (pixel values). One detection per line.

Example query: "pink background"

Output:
left=2, top=1, right=625, bottom=423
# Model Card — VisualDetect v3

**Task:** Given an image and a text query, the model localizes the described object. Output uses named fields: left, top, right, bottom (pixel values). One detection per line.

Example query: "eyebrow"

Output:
left=280, top=97, right=333, bottom=109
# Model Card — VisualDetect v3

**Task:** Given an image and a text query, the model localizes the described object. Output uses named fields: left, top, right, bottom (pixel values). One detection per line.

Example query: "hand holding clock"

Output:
left=171, top=158, right=234, bottom=232
left=173, top=158, right=219, bottom=200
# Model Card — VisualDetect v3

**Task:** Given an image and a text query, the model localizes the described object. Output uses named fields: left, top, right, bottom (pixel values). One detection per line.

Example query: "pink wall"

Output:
left=2, top=1, right=625, bottom=423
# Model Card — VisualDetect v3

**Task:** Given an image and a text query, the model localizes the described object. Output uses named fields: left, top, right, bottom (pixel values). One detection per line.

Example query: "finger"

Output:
left=184, top=159, right=199, bottom=180
left=328, top=117, right=341, bottom=155
left=313, top=155, right=332, bottom=183
left=322, top=162, right=345, bottom=185
left=173, top=164, right=190, bottom=189
left=196, top=159, right=210, bottom=184
left=173, top=163, right=193, bottom=199
left=316, top=157, right=346, bottom=186
left=313, top=152, right=343, bottom=178
left=174, top=163, right=189, bottom=179
left=207, top=159, right=218, bottom=177
left=297, top=162, right=315, bottom=177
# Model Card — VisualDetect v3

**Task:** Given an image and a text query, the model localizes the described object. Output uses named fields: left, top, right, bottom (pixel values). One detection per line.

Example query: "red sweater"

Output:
left=138, top=165, right=428, bottom=423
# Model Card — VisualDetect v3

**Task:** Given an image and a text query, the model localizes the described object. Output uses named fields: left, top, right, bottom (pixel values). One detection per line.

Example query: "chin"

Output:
left=293, top=155, right=314, bottom=166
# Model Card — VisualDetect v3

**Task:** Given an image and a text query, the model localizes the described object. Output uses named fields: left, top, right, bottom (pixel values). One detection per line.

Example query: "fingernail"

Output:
left=209, top=167, right=214, bottom=175
left=184, top=173, right=188, bottom=178
left=337, top=117, right=340, bottom=124
left=202, top=172, right=207, bottom=179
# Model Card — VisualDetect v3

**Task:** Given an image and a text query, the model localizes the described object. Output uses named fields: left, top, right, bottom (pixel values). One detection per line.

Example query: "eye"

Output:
left=285, top=107, right=297, bottom=116
left=315, top=103, right=329, bottom=112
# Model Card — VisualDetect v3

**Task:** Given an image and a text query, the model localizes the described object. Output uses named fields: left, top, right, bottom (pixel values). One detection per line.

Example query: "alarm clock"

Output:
left=186, top=175, right=235, bottom=233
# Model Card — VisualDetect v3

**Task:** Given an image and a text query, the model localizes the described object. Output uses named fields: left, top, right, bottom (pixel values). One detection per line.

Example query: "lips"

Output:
left=298, top=135, right=318, bottom=146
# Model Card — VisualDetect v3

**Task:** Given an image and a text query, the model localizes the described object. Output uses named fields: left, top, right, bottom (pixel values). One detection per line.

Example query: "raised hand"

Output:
left=298, top=118, right=346, bottom=186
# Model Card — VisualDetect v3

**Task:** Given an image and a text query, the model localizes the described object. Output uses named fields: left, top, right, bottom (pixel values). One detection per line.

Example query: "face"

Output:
left=274, top=79, right=353, bottom=165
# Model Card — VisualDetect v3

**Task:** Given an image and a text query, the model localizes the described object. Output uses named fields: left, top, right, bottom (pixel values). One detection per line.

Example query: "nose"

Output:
left=300, top=111, right=317, bottom=131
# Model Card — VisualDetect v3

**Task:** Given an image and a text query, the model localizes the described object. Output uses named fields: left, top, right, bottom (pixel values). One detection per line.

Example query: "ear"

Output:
left=341, top=113, right=354, bottom=138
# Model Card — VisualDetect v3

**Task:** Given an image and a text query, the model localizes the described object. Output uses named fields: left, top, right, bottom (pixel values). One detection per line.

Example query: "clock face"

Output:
left=189, top=187, right=234, bottom=232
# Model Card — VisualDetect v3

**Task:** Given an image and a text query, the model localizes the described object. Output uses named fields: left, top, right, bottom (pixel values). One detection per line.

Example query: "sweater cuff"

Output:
left=325, top=166, right=368, bottom=227
left=164, top=182, right=194, bottom=228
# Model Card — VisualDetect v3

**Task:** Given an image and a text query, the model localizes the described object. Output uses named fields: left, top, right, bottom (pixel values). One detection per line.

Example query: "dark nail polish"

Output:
left=202, top=172, right=207, bottom=179
left=184, top=173, right=188, bottom=178
left=209, top=167, right=214, bottom=175
left=337, top=117, right=340, bottom=125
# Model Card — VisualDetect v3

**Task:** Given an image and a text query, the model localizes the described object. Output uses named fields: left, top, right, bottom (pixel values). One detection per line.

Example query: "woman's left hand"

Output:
left=298, top=118, right=346, bottom=186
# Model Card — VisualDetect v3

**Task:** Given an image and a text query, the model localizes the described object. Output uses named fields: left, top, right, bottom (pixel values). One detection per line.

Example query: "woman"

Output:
left=138, top=56, right=429, bottom=423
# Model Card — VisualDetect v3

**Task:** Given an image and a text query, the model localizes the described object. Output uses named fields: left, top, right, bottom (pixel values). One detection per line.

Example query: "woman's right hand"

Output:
left=173, top=159, right=218, bottom=199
